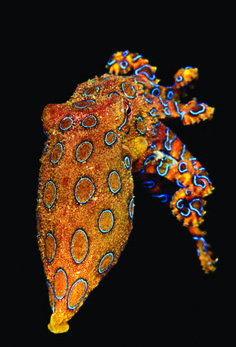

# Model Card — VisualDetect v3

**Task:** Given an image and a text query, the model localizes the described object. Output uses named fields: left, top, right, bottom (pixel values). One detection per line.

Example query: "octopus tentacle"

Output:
left=132, top=121, right=216, bottom=273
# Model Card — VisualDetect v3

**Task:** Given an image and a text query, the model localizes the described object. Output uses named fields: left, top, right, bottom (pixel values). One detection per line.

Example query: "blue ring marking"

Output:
left=108, top=92, right=119, bottom=97
left=122, top=50, right=129, bottom=57
left=193, top=236, right=207, bottom=249
left=191, top=161, right=198, bottom=171
left=136, top=116, right=146, bottom=135
left=59, top=117, right=73, bottom=131
left=164, top=128, right=170, bottom=150
left=143, top=92, right=153, bottom=104
left=108, top=59, right=116, bottom=66
left=164, top=129, right=177, bottom=152
left=120, top=61, right=129, bottom=69
left=76, top=141, right=93, bottom=162
left=193, top=173, right=211, bottom=189
left=185, top=189, right=193, bottom=196
left=74, top=99, right=95, bottom=109
left=193, top=236, right=210, bottom=259
left=124, top=156, right=131, bottom=169
left=54, top=269, right=68, bottom=300
left=180, top=144, right=186, bottom=160
left=176, top=199, right=184, bottom=209
left=150, top=108, right=159, bottom=117
left=174, top=101, right=185, bottom=120
left=178, top=162, right=188, bottom=173
left=152, top=87, right=161, bottom=97
left=159, top=96, right=168, bottom=107
left=81, top=115, right=98, bottom=128
left=176, top=180, right=184, bottom=188
left=107, top=54, right=116, bottom=66
left=184, top=66, right=193, bottom=70
left=176, top=75, right=183, bottom=82
left=189, top=198, right=203, bottom=216
left=129, top=198, right=134, bottom=219
left=46, top=281, right=55, bottom=312
left=152, top=122, right=160, bottom=136
left=43, top=180, right=57, bottom=209
left=142, top=180, right=155, bottom=189
left=167, top=90, right=174, bottom=100
left=50, top=143, right=63, bottom=164
left=164, top=107, right=171, bottom=116
left=143, top=154, right=156, bottom=166
left=45, top=232, right=57, bottom=263
left=152, top=193, right=169, bottom=203
left=133, top=54, right=143, bottom=61
left=75, top=177, right=95, bottom=204
left=98, top=209, right=114, bottom=233
left=108, top=171, right=121, bottom=194
left=104, top=131, right=117, bottom=146
left=190, top=104, right=206, bottom=115
left=98, top=252, right=114, bottom=274
left=84, top=86, right=100, bottom=97
left=118, top=116, right=127, bottom=131
left=121, top=82, right=136, bottom=99
left=193, top=237, right=216, bottom=266
left=71, top=229, right=89, bottom=264
left=68, top=279, right=88, bottom=310
left=135, top=65, right=156, bottom=81
left=176, top=199, right=191, bottom=217
left=156, top=155, right=175, bottom=177
left=194, top=172, right=211, bottom=188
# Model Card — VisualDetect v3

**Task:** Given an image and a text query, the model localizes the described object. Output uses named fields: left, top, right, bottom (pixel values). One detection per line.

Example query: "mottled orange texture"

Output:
left=37, top=50, right=217, bottom=334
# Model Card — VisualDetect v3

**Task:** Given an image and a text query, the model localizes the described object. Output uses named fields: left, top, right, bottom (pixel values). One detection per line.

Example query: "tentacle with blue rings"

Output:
left=133, top=119, right=213, bottom=229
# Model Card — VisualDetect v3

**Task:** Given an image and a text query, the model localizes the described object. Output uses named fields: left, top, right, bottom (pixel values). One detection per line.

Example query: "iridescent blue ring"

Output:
left=81, top=115, right=98, bottom=128
left=98, top=209, right=114, bottom=233
left=129, top=198, right=134, bottom=219
left=59, top=117, right=73, bottom=131
left=68, top=279, right=88, bottom=310
left=45, top=232, right=57, bottom=262
left=54, top=269, right=68, bottom=300
left=98, top=252, right=114, bottom=274
left=75, top=177, right=95, bottom=204
left=124, top=156, right=131, bottom=169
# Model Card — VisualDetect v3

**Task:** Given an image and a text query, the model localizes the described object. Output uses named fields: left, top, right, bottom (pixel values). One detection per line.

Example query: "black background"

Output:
left=6, top=5, right=233, bottom=345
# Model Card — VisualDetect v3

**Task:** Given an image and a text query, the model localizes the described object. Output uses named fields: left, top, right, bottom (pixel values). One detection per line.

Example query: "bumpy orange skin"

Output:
left=37, top=51, right=217, bottom=333
left=37, top=77, right=140, bottom=333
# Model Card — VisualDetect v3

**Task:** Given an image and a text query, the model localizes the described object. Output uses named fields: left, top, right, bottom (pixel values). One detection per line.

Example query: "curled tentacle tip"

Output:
left=48, top=313, right=70, bottom=334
